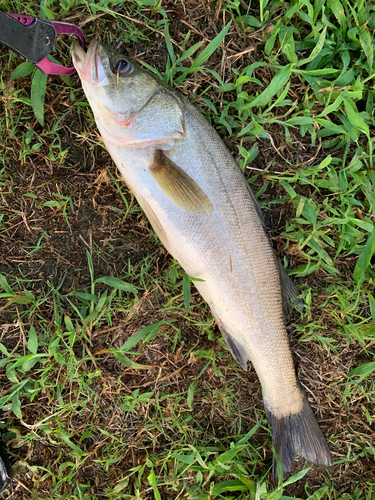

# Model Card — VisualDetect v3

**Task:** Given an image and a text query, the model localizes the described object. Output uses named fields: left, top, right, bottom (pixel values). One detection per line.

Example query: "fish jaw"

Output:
left=72, top=40, right=103, bottom=85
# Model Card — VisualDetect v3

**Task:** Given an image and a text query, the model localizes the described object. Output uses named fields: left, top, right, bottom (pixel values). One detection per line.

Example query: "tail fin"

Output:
left=265, top=392, right=332, bottom=480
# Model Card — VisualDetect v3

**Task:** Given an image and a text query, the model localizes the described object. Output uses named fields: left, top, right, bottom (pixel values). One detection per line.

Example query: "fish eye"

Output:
left=113, top=57, right=133, bottom=75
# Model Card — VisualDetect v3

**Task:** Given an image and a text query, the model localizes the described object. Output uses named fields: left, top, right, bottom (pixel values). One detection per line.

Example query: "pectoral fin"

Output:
left=150, top=150, right=213, bottom=214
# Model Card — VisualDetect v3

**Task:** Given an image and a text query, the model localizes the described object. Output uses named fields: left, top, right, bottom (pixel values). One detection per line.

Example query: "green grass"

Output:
left=1, top=0, right=375, bottom=498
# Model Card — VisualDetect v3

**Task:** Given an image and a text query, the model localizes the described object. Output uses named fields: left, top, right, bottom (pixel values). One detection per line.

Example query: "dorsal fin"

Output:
left=279, top=262, right=304, bottom=318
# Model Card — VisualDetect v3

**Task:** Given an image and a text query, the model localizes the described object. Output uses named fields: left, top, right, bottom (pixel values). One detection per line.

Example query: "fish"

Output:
left=71, top=39, right=332, bottom=479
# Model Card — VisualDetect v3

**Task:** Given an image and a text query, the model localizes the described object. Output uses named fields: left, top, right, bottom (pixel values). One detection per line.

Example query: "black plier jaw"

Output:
left=0, top=11, right=56, bottom=63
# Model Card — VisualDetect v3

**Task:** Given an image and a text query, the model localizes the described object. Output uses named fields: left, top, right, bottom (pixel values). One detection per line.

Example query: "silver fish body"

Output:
left=72, top=40, right=331, bottom=477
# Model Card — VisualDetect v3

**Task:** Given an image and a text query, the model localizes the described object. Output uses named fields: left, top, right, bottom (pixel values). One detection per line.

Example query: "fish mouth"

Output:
left=72, top=39, right=107, bottom=85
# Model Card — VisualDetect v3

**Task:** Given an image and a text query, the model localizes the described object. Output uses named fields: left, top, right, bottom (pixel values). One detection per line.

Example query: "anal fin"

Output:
left=224, top=332, right=248, bottom=371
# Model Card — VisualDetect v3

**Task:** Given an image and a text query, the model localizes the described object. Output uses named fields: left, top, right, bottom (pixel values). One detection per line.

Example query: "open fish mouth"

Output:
left=72, top=39, right=106, bottom=85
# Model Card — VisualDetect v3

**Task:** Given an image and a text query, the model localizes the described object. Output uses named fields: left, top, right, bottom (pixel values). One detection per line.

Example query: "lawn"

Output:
left=0, top=0, right=375, bottom=498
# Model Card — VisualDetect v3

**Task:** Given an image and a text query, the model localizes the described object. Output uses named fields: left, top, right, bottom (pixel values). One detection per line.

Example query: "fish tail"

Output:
left=264, top=391, right=332, bottom=480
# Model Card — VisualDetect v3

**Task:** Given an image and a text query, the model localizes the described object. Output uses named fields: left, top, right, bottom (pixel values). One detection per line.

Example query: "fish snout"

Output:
left=72, top=40, right=105, bottom=85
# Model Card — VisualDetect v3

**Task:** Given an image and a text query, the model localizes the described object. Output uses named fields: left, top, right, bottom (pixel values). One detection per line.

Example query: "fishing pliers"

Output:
left=0, top=11, right=85, bottom=74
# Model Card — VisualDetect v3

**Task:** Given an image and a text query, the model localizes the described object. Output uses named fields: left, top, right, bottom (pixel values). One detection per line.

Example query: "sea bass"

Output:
left=72, top=40, right=331, bottom=478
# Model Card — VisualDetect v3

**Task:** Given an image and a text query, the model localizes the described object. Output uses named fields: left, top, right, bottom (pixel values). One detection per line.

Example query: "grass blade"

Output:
left=31, top=68, right=47, bottom=126
left=10, top=62, right=35, bottom=81
left=249, top=64, right=292, bottom=108
left=95, top=276, right=138, bottom=295
left=348, top=361, right=375, bottom=379
left=353, top=229, right=375, bottom=282
left=190, top=21, right=231, bottom=68
left=147, top=470, right=161, bottom=500
left=183, top=275, right=191, bottom=312
left=295, top=28, right=327, bottom=67
left=120, top=325, right=159, bottom=352
left=27, top=326, right=38, bottom=355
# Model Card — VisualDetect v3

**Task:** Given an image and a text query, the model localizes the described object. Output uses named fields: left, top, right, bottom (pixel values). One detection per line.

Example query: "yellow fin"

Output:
left=150, top=150, right=213, bottom=214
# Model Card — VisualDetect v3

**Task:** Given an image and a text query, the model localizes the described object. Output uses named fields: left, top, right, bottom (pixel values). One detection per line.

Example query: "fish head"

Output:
left=71, top=40, right=162, bottom=145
